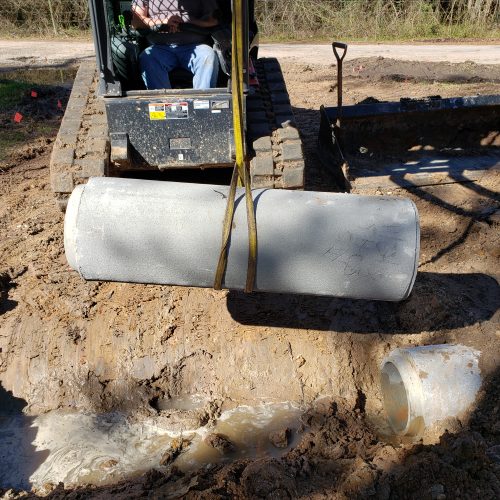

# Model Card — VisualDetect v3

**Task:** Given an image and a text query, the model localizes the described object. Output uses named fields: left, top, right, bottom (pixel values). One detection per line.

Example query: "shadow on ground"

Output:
left=226, top=271, right=499, bottom=334
left=0, top=384, right=48, bottom=491
left=0, top=272, right=18, bottom=315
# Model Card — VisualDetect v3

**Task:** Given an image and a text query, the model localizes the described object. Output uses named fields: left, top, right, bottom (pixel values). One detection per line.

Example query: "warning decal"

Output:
left=211, top=100, right=229, bottom=110
left=148, top=103, right=166, bottom=120
left=165, top=102, right=189, bottom=119
left=149, top=102, right=189, bottom=120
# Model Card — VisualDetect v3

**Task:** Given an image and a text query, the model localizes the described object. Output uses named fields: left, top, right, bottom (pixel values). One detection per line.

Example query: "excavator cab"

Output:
left=100, top=1, right=257, bottom=92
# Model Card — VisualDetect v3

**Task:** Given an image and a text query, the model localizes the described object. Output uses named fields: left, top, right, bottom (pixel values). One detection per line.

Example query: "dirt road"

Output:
left=0, top=46, right=499, bottom=498
left=266, top=43, right=500, bottom=64
left=0, top=40, right=500, bottom=69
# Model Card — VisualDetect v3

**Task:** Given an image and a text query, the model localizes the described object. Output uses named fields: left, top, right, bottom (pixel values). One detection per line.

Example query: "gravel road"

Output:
left=265, top=42, right=500, bottom=64
left=0, top=40, right=499, bottom=69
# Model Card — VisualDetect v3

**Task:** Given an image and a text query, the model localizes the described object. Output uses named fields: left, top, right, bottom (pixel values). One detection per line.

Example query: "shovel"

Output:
left=318, top=42, right=351, bottom=192
left=332, top=42, right=347, bottom=127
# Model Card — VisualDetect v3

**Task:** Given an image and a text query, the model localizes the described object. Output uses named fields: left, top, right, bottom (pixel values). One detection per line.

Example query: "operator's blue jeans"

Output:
left=139, top=43, right=219, bottom=90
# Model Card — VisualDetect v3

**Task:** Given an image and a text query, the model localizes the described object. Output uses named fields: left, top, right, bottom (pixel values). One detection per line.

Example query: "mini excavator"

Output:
left=55, top=0, right=421, bottom=301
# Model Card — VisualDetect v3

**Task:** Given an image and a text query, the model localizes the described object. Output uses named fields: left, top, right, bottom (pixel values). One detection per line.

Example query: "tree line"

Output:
left=0, top=0, right=498, bottom=39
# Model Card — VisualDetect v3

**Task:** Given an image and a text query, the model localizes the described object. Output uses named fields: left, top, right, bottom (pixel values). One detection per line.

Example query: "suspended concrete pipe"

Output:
left=64, top=177, right=420, bottom=301
left=381, top=345, right=482, bottom=436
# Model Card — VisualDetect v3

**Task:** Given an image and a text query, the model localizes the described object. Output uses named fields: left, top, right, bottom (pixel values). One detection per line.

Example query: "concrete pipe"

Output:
left=381, top=345, right=482, bottom=436
left=64, top=177, right=420, bottom=301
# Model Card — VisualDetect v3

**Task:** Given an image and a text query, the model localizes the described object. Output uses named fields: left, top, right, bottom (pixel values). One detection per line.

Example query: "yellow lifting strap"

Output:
left=214, top=0, right=258, bottom=293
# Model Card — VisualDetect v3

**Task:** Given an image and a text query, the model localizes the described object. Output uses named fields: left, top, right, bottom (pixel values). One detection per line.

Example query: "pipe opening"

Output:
left=381, top=361, right=409, bottom=433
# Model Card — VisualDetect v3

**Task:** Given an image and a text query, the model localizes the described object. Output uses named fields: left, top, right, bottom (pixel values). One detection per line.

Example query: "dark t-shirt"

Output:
left=132, top=0, right=218, bottom=45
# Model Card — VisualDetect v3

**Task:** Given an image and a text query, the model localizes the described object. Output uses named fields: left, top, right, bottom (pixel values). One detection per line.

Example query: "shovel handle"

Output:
left=332, top=42, right=347, bottom=123
left=332, top=42, right=348, bottom=63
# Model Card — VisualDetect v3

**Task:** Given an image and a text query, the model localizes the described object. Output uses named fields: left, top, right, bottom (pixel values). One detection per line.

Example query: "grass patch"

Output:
left=0, top=74, right=70, bottom=163
left=0, top=81, right=32, bottom=111
left=0, top=79, right=35, bottom=163
left=256, top=0, right=500, bottom=42
left=0, top=68, right=77, bottom=87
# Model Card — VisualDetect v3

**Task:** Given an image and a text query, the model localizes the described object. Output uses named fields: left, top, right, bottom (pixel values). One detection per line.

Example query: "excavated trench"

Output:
left=0, top=57, right=499, bottom=497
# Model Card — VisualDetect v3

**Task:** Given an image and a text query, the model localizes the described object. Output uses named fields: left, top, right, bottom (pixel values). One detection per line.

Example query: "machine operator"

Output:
left=131, top=0, right=220, bottom=90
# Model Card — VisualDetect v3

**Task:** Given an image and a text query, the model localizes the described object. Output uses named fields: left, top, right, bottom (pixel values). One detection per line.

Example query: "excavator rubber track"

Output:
left=50, top=61, right=109, bottom=211
left=247, top=57, right=305, bottom=189
left=50, top=57, right=305, bottom=210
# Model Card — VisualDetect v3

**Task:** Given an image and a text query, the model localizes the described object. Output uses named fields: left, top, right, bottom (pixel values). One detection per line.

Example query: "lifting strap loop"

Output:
left=214, top=0, right=257, bottom=293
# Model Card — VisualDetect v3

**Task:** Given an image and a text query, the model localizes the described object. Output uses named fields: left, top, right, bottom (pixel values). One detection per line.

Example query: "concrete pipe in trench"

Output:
left=381, top=345, right=482, bottom=436
left=64, top=178, right=420, bottom=301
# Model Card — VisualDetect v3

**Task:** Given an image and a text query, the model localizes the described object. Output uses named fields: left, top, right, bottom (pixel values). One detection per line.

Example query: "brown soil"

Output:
left=340, top=58, right=500, bottom=84
left=0, top=57, right=499, bottom=498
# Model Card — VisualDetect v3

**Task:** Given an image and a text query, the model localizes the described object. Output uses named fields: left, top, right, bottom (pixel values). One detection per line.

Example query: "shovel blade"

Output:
left=318, top=105, right=351, bottom=192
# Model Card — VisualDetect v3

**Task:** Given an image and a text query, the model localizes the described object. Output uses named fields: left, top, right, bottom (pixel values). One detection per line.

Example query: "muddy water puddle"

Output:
left=154, top=393, right=209, bottom=411
left=0, top=401, right=302, bottom=491
left=178, top=402, right=303, bottom=469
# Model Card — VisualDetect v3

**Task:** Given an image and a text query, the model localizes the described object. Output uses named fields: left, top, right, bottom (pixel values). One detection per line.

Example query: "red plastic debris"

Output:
left=31, top=90, right=38, bottom=98
left=13, top=112, right=23, bottom=123
left=57, top=100, right=63, bottom=109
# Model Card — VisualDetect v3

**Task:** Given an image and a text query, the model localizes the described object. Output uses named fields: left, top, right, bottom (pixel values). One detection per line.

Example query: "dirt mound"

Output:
left=344, top=57, right=500, bottom=84
left=293, top=57, right=500, bottom=89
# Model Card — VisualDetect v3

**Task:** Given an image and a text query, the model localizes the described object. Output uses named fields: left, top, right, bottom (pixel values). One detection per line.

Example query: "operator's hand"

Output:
left=151, top=14, right=183, bottom=32
left=165, top=14, right=182, bottom=33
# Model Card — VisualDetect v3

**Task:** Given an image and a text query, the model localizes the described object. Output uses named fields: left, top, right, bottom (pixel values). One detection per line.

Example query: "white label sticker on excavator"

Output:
left=148, top=104, right=166, bottom=120
left=211, top=100, right=229, bottom=114
left=193, top=100, right=209, bottom=110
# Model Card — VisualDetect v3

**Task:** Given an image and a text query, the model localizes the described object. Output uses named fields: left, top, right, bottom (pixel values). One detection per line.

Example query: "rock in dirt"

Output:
left=372, top=445, right=400, bottom=473
left=204, top=433, right=235, bottom=455
left=99, top=458, right=119, bottom=471
left=154, top=411, right=207, bottom=433
left=269, top=427, right=292, bottom=448
left=295, top=355, right=306, bottom=368
left=160, top=437, right=190, bottom=466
